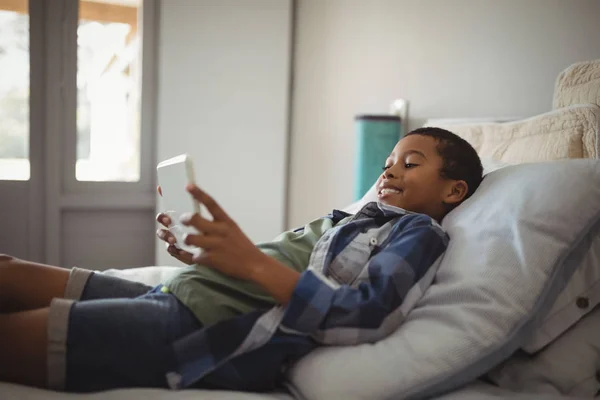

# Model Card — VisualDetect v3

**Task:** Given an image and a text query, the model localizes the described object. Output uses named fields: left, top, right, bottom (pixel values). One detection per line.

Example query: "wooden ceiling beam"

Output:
left=0, top=0, right=137, bottom=27
left=0, top=0, right=27, bottom=14
left=80, top=1, right=137, bottom=27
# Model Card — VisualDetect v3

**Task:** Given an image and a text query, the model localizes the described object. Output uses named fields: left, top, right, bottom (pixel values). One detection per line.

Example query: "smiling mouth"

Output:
left=378, top=187, right=402, bottom=198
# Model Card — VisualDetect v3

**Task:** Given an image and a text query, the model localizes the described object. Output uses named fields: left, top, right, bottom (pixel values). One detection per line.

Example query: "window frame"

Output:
left=60, top=0, right=158, bottom=198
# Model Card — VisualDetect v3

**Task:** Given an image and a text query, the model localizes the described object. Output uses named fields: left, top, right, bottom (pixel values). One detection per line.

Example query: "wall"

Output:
left=155, top=0, right=291, bottom=265
left=288, top=0, right=600, bottom=227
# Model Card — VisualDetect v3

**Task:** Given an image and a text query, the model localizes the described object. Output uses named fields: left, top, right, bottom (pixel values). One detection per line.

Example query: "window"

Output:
left=76, top=0, right=141, bottom=182
left=0, top=0, right=29, bottom=181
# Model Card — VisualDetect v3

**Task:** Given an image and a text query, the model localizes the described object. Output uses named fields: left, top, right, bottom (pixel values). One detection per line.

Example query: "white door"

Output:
left=0, top=0, right=158, bottom=270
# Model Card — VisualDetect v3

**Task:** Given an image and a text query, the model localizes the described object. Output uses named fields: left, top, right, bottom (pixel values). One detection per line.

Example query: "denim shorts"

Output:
left=47, top=268, right=203, bottom=392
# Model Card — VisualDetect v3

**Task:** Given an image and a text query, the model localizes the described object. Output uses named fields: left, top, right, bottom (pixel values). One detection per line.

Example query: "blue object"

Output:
left=354, top=115, right=402, bottom=200
left=58, top=274, right=202, bottom=392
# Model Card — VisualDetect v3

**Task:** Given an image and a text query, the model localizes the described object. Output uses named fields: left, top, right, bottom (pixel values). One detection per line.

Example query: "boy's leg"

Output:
left=0, top=255, right=69, bottom=312
left=0, top=254, right=152, bottom=313
left=0, top=290, right=202, bottom=391
left=74, top=268, right=152, bottom=301
left=52, top=290, right=203, bottom=392
left=0, top=307, right=49, bottom=388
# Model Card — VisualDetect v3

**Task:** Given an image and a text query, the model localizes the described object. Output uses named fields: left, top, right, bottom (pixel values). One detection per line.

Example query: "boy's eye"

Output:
left=405, top=163, right=417, bottom=169
left=382, top=165, right=391, bottom=171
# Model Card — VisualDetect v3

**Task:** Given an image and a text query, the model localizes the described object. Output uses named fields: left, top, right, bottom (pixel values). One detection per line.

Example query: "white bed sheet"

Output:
left=0, top=382, right=293, bottom=400
left=0, top=381, right=587, bottom=400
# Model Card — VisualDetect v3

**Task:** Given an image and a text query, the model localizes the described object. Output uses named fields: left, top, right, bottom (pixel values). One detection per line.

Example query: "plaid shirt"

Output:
left=166, top=202, right=448, bottom=391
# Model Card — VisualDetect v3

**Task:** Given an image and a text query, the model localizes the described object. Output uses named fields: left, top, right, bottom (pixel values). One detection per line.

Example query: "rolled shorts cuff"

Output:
left=64, top=267, right=93, bottom=300
left=47, top=298, right=75, bottom=391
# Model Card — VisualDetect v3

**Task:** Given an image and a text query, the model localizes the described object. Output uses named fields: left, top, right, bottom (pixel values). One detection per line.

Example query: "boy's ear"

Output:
left=444, top=180, right=468, bottom=205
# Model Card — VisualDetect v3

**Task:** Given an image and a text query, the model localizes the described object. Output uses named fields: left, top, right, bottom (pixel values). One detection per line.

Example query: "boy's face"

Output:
left=376, top=134, right=466, bottom=221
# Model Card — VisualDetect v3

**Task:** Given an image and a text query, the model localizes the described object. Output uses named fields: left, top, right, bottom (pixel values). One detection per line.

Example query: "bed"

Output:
left=2, top=59, right=599, bottom=399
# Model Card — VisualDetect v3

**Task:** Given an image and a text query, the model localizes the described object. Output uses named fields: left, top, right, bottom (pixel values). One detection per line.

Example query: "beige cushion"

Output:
left=553, top=59, right=600, bottom=109
left=433, top=104, right=599, bottom=162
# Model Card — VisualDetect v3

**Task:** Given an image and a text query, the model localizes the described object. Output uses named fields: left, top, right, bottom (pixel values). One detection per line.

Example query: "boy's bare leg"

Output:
left=0, top=255, right=70, bottom=313
left=0, top=307, right=49, bottom=388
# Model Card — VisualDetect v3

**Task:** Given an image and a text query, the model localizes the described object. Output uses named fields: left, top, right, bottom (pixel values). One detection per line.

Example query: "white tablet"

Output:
left=157, top=154, right=201, bottom=254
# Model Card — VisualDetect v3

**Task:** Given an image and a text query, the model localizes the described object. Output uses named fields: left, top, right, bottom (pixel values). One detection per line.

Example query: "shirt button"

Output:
left=370, top=237, right=378, bottom=246
left=576, top=297, right=589, bottom=309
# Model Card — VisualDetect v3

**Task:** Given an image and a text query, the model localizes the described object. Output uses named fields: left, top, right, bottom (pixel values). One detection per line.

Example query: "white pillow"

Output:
left=489, top=305, right=600, bottom=397
left=102, top=266, right=181, bottom=287
left=523, top=228, right=600, bottom=353
left=432, top=105, right=600, bottom=161
left=553, top=59, right=600, bottom=110
left=343, top=155, right=595, bottom=354
left=288, top=160, right=600, bottom=400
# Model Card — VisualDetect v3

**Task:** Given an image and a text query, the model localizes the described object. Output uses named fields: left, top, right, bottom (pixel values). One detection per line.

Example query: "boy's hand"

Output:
left=156, top=185, right=194, bottom=265
left=180, top=184, right=271, bottom=281
left=155, top=213, right=194, bottom=265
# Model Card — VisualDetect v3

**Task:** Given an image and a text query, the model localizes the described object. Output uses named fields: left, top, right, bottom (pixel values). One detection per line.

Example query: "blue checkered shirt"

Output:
left=166, top=202, right=448, bottom=391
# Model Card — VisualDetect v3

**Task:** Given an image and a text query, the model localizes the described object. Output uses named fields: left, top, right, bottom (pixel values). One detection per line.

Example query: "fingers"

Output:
left=191, top=251, right=210, bottom=265
left=167, top=244, right=194, bottom=265
left=184, top=233, right=221, bottom=250
left=180, top=213, right=228, bottom=235
left=186, top=185, right=232, bottom=222
left=155, top=213, right=171, bottom=227
left=156, top=228, right=176, bottom=244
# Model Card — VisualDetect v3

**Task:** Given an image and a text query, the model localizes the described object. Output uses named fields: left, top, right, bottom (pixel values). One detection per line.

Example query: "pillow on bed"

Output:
left=553, top=59, right=600, bottom=110
left=433, top=104, right=600, bottom=161
left=523, top=226, right=600, bottom=353
left=287, top=159, right=600, bottom=400
left=489, top=304, right=600, bottom=397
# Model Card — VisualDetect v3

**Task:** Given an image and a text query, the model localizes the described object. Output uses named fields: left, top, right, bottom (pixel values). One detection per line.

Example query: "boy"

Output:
left=0, top=128, right=483, bottom=392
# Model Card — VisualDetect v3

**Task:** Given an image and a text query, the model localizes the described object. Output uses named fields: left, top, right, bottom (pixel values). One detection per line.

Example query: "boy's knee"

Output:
left=0, top=254, right=16, bottom=264
left=0, top=255, right=19, bottom=274
left=0, top=255, right=17, bottom=293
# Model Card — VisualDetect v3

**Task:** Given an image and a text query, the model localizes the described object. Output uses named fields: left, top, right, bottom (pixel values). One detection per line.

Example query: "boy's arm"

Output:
left=179, top=184, right=336, bottom=305
left=248, top=257, right=300, bottom=305
left=251, top=215, right=354, bottom=303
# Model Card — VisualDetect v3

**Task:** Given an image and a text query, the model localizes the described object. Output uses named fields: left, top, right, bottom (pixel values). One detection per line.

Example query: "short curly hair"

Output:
left=406, top=127, right=483, bottom=200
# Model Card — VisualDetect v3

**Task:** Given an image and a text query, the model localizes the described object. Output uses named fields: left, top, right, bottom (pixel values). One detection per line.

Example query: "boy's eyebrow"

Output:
left=403, top=149, right=427, bottom=159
